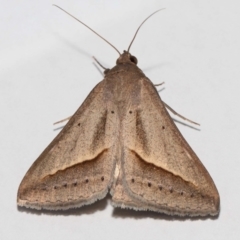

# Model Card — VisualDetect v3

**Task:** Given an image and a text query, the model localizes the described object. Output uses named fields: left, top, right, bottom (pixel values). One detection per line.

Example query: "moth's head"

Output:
left=116, top=51, right=138, bottom=65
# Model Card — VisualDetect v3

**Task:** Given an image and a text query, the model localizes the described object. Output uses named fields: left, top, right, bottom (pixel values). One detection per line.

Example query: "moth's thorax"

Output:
left=102, top=51, right=147, bottom=119
left=106, top=63, right=144, bottom=77
left=106, top=52, right=144, bottom=78
left=103, top=61, right=146, bottom=119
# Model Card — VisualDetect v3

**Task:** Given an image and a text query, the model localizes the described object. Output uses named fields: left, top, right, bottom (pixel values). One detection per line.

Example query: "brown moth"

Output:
left=17, top=6, right=220, bottom=217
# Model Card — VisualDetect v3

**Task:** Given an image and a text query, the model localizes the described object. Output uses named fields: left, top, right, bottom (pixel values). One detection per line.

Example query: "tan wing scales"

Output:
left=118, top=77, right=220, bottom=216
left=17, top=81, right=118, bottom=210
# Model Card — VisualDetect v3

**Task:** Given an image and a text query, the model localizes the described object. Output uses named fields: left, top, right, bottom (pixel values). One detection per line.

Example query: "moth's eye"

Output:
left=130, top=55, right=138, bottom=65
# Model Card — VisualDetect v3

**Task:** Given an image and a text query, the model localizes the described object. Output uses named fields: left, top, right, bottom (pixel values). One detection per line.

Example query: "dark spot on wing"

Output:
left=90, top=110, right=107, bottom=152
left=136, top=110, right=150, bottom=154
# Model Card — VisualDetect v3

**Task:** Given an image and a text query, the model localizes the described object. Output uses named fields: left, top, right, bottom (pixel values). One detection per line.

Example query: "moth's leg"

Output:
left=163, top=101, right=200, bottom=126
left=92, top=56, right=110, bottom=75
left=53, top=116, right=72, bottom=125
left=154, top=82, right=165, bottom=87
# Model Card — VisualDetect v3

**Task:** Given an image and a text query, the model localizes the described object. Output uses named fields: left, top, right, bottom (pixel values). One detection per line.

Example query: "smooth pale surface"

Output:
left=1, top=0, right=239, bottom=239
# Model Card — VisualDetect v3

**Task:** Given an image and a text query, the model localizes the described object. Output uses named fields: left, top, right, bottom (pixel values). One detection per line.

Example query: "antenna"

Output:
left=127, top=8, right=165, bottom=53
left=53, top=5, right=121, bottom=55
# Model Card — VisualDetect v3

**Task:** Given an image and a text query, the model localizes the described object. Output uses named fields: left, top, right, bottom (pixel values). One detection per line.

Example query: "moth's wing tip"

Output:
left=17, top=202, right=36, bottom=209
left=16, top=182, right=30, bottom=205
left=16, top=187, right=24, bottom=206
left=204, top=185, right=220, bottom=216
left=211, top=193, right=220, bottom=216
left=17, top=197, right=42, bottom=210
left=16, top=198, right=23, bottom=207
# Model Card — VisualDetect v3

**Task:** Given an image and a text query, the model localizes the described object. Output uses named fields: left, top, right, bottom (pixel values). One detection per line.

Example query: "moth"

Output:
left=17, top=6, right=220, bottom=217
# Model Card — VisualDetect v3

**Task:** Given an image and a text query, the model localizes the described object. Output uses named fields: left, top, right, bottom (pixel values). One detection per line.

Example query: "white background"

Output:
left=1, top=0, right=239, bottom=239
